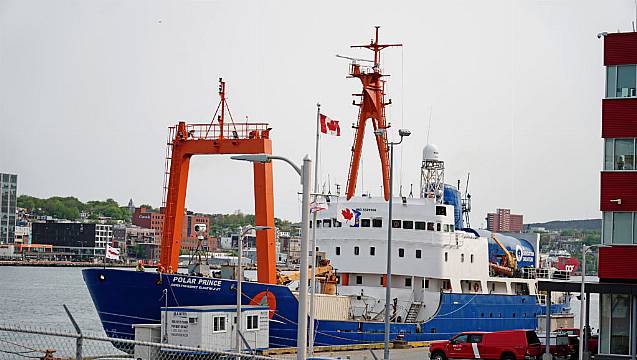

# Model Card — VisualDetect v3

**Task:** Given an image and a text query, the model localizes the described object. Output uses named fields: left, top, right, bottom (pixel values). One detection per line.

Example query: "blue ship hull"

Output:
left=83, top=268, right=568, bottom=347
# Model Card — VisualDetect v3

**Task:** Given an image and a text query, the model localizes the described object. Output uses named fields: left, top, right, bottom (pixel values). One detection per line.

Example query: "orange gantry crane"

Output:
left=158, top=79, right=277, bottom=284
left=345, top=27, right=402, bottom=201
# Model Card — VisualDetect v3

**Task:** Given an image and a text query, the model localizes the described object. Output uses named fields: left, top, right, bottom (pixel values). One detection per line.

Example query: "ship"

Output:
left=83, top=28, right=571, bottom=348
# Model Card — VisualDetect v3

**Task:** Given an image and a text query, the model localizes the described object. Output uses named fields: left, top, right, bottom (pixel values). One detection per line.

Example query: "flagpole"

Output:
left=308, top=103, right=320, bottom=355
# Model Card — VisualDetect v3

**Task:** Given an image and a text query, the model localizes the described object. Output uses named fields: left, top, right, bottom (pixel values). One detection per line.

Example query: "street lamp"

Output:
left=231, top=154, right=312, bottom=360
left=578, top=243, right=607, bottom=360
left=375, top=128, right=411, bottom=360
left=236, top=225, right=270, bottom=353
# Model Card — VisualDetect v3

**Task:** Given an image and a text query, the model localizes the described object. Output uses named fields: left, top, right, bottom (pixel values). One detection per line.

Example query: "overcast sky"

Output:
left=1, top=0, right=634, bottom=225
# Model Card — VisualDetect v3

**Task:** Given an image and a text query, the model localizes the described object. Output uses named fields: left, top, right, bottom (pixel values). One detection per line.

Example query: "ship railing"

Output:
left=520, top=267, right=537, bottom=279
left=169, top=123, right=271, bottom=141
left=0, top=322, right=275, bottom=360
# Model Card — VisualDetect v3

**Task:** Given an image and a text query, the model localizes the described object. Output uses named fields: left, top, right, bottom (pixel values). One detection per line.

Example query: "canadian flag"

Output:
left=106, top=245, right=120, bottom=260
left=320, top=114, right=341, bottom=136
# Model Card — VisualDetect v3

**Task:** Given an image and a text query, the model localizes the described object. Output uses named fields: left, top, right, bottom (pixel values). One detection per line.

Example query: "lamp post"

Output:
left=231, top=154, right=312, bottom=360
left=236, top=225, right=270, bottom=353
left=375, top=128, right=411, bottom=360
left=578, top=244, right=606, bottom=360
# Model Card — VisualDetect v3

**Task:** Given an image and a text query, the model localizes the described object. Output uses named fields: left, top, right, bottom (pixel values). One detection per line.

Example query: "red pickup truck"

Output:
left=429, top=330, right=543, bottom=360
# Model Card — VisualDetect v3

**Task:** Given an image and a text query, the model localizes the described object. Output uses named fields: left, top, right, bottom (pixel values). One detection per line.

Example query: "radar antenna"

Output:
left=461, top=172, right=472, bottom=228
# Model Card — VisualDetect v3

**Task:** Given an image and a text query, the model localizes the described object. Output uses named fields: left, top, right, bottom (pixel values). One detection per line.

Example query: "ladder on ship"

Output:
left=405, top=302, right=423, bottom=323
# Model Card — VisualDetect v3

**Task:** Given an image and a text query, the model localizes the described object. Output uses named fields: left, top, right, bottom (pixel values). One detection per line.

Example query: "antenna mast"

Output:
left=343, top=27, right=402, bottom=201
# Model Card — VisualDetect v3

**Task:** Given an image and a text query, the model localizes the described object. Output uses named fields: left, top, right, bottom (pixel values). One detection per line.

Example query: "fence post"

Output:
left=63, top=305, right=83, bottom=360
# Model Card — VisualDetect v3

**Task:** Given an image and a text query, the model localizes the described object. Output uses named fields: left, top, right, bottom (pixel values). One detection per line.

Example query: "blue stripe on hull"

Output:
left=83, top=269, right=569, bottom=347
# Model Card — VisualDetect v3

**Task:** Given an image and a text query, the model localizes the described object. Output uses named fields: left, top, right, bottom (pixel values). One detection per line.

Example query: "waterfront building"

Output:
left=486, top=208, right=524, bottom=233
left=14, top=225, right=30, bottom=244
left=540, top=31, right=637, bottom=360
left=31, top=222, right=104, bottom=260
left=132, top=206, right=212, bottom=251
left=0, top=173, right=17, bottom=244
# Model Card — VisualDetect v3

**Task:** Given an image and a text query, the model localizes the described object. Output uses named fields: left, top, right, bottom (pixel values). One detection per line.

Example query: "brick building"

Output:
left=486, top=208, right=524, bottom=233
left=132, top=207, right=215, bottom=251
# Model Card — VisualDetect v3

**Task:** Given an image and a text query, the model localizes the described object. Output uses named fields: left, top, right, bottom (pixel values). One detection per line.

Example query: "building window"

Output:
left=444, top=252, right=448, bottom=262
left=600, top=294, right=631, bottom=355
left=372, top=218, right=382, bottom=228
left=370, top=246, right=376, bottom=256
left=415, top=221, right=426, bottom=230
left=356, top=275, right=363, bottom=285
left=398, top=248, right=405, bottom=257
left=213, top=316, right=226, bottom=332
left=604, top=138, right=636, bottom=170
left=607, top=65, right=637, bottom=98
left=416, top=249, right=422, bottom=258
left=335, top=246, right=340, bottom=255
left=354, top=246, right=360, bottom=255
left=405, top=278, right=412, bottom=287
left=402, top=221, right=413, bottom=229
left=603, top=212, right=637, bottom=244
left=361, top=219, right=371, bottom=227
left=392, top=220, right=402, bottom=228
left=246, top=315, right=259, bottom=330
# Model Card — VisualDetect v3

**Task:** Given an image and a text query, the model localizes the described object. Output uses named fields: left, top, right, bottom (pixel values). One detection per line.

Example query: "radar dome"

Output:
left=423, top=144, right=440, bottom=160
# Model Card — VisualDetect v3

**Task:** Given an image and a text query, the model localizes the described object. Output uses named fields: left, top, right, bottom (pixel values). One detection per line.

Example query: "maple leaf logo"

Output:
left=341, top=208, right=353, bottom=221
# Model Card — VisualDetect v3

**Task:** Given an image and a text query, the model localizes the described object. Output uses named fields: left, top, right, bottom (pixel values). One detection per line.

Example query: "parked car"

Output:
left=557, top=328, right=598, bottom=355
left=538, top=333, right=572, bottom=358
left=429, top=330, right=543, bottom=360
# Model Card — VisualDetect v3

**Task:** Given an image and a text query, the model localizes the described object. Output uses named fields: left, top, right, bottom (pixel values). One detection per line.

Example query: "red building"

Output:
left=486, top=208, right=524, bottom=233
left=132, top=207, right=214, bottom=251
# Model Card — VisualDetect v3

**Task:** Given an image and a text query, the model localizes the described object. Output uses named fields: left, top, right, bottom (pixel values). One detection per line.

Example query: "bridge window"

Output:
left=354, top=246, right=360, bottom=255
left=461, top=254, right=465, bottom=262
left=361, top=219, right=371, bottom=227
left=444, top=252, right=448, bottom=262
left=436, top=206, right=446, bottom=216
left=335, top=246, right=340, bottom=255
left=416, top=249, right=422, bottom=258
left=415, top=221, right=426, bottom=230
left=405, top=278, right=412, bottom=287
left=323, top=219, right=332, bottom=228
left=334, top=219, right=342, bottom=227
left=372, top=218, right=383, bottom=228
left=427, top=222, right=435, bottom=231
left=356, top=275, right=362, bottom=285
left=425, top=279, right=429, bottom=288
left=392, top=220, right=401, bottom=228
left=398, top=248, right=405, bottom=257
left=316, top=220, right=321, bottom=228
left=370, top=246, right=376, bottom=256
left=437, top=223, right=441, bottom=231
left=402, top=221, right=413, bottom=229
left=471, top=254, right=474, bottom=263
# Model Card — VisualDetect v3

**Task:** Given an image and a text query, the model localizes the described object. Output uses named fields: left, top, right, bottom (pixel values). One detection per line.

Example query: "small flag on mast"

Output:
left=320, top=114, right=341, bottom=136
left=106, top=245, right=120, bottom=260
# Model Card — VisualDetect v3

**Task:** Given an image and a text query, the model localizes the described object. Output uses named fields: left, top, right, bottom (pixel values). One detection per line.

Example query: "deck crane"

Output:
left=489, top=233, right=518, bottom=277
left=158, top=78, right=277, bottom=284
left=342, top=27, right=402, bottom=201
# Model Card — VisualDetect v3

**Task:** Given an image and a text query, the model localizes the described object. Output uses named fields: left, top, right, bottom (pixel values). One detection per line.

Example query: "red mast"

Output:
left=345, top=27, right=402, bottom=201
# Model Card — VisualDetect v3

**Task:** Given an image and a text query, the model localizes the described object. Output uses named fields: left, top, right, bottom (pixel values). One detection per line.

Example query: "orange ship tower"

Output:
left=158, top=78, right=277, bottom=284
left=346, top=27, right=402, bottom=201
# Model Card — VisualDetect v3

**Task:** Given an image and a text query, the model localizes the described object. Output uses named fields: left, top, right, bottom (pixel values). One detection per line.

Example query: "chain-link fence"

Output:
left=0, top=323, right=276, bottom=360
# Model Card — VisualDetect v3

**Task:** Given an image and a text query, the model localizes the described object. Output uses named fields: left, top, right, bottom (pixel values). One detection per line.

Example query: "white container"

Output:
left=132, top=323, right=161, bottom=360
left=162, top=305, right=269, bottom=351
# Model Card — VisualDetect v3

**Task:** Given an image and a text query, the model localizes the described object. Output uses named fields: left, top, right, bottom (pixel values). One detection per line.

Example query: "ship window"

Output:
left=246, top=314, right=259, bottom=330
left=323, top=219, right=332, bottom=228
left=444, top=252, right=448, bottom=262
left=392, top=220, right=401, bottom=228
left=316, top=220, right=321, bottom=228
left=370, top=246, right=376, bottom=256
left=335, top=246, right=341, bottom=255
left=361, top=219, right=370, bottom=227
left=436, top=206, right=446, bottom=216
left=437, top=223, right=441, bottom=231
left=405, top=278, right=412, bottom=287
left=471, top=254, right=474, bottom=263
left=380, top=276, right=384, bottom=286
left=213, top=316, right=226, bottom=332
left=427, top=222, right=435, bottom=231
left=356, top=275, right=362, bottom=284
left=416, top=249, right=422, bottom=258
left=354, top=246, right=360, bottom=255
left=425, top=279, right=429, bottom=288
left=461, top=254, right=465, bottom=262
left=403, top=221, right=413, bottom=229
left=399, top=248, right=405, bottom=257
left=372, top=218, right=382, bottom=228
left=309, top=221, right=312, bottom=228
left=334, top=219, right=342, bottom=227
